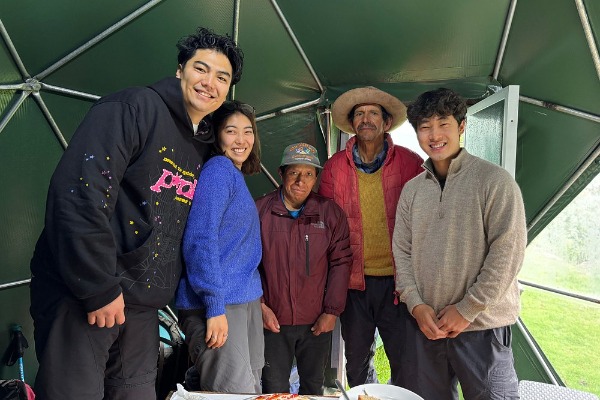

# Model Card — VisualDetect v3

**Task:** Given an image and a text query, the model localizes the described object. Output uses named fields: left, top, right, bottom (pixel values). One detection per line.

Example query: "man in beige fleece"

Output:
left=392, top=88, right=527, bottom=400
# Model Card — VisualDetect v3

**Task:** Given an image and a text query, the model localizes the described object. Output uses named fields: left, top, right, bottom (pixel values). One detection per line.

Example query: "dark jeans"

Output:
left=340, top=276, right=408, bottom=387
left=262, top=325, right=331, bottom=395
left=402, top=315, right=519, bottom=400
left=33, top=297, right=158, bottom=400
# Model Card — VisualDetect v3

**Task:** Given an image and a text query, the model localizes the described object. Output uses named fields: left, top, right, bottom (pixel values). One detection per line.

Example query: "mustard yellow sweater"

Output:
left=358, top=168, right=393, bottom=276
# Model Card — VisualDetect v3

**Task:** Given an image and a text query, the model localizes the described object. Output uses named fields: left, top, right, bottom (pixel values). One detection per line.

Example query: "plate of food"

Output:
left=339, top=384, right=424, bottom=400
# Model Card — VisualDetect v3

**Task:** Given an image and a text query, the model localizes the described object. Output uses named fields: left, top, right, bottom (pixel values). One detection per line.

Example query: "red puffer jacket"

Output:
left=255, top=189, right=352, bottom=326
left=318, top=134, right=423, bottom=290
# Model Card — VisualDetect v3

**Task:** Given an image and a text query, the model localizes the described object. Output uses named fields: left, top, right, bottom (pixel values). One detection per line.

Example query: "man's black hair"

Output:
left=176, top=27, right=244, bottom=85
left=407, top=88, right=467, bottom=130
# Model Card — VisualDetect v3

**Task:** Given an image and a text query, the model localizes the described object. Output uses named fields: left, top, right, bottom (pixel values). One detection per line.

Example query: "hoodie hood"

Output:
left=149, top=77, right=215, bottom=144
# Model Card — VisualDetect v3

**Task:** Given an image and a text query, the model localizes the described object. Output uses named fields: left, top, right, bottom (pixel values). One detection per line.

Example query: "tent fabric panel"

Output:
left=0, top=39, right=21, bottom=83
left=41, top=1, right=235, bottom=96
left=500, top=0, right=600, bottom=116
left=527, top=161, right=600, bottom=242
left=42, top=93, right=96, bottom=144
left=516, top=102, right=600, bottom=229
left=0, top=97, right=63, bottom=283
left=278, top=0, right=510, bottom=87
left=323, top=78, right=498, bottom=108
left=0, top=0, right=149, bottom=79
left=586, top=0, right=600, bottom=41
left=235, top=0, right=320, bottom=114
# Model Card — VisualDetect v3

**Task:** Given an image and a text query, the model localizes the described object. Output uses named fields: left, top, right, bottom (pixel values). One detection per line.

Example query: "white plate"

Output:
left=339, top=383, right=424, bottom=400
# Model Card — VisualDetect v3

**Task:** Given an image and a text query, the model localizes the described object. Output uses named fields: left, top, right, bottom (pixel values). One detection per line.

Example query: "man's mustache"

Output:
left=358, top=123, right=376, bottom=130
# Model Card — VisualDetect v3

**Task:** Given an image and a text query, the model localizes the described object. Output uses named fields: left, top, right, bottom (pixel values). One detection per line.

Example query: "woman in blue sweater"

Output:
left=175, top=100, right=263, bottom=393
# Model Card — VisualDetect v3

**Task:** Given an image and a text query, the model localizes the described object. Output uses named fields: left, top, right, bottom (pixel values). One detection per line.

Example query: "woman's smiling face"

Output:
left=218, top=112, right=255, bottom=170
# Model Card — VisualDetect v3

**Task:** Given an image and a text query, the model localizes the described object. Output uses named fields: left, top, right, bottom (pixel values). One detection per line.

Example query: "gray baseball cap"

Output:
left=279, top=143, right=322, bottom=169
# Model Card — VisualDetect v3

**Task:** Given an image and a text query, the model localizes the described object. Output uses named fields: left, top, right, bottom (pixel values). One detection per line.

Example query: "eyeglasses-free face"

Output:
left=279, top=164, right=318, bottom=210
left=217, top=112, right=255, bottom=170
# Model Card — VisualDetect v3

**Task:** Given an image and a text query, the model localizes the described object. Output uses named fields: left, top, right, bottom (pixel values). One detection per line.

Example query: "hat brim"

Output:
left=331, top=86, right=407, bottom=133
left=281, top=161, right=323, bottom=169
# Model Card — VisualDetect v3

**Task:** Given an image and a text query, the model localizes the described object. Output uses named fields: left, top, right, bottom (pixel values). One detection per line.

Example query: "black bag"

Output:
left=156, top=308, right=189, bottom=400
left=0, top=380, right=27, bottom=400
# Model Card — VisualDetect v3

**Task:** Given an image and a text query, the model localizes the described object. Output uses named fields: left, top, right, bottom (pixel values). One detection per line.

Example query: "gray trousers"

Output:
left=180, top=299, right=264, bottom=394
left=402, top=315, right=519, bottom=400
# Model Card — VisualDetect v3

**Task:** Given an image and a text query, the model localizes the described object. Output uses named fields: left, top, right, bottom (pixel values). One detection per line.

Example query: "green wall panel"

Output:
left=501, top=0, right=600, bottom=116
left=0, top=0, right=149, bottom=77
left=43, top=1, right=235, bottom=96
left=517, top=102, right=600, bottom=227
left=279, top=0, right=510, bottom=86
left=0, top=97, right=63, bottom=283
left=235, top=0, right=319, bottom=114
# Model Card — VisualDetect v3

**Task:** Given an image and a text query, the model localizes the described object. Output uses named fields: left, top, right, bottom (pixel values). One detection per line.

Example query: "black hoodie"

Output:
left=30, top=77, right=214, bottom=316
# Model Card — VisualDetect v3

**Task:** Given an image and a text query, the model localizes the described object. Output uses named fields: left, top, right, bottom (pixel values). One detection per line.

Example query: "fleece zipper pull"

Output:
left=305, top=234, right=309, bottom=275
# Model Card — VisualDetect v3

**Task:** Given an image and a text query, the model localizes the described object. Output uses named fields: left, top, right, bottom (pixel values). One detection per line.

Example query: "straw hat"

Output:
left=331, top=86, right=407, bottom=133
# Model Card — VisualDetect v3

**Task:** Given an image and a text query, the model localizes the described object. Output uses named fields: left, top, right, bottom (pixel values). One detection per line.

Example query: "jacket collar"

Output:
left=344, top=133, right=394, bottom=167
left=271, top=188, right=320, bottom=218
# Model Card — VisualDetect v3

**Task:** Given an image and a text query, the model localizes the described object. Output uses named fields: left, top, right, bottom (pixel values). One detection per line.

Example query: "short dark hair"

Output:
left=176, top=27, right=244, bottom=85
left=407, top=88, right=467, bottom=130
left=278, top=164, right=320, bottom=177
left=211, top=100, right=261, bottom=175
left=347, top=104, right=392, bottom=126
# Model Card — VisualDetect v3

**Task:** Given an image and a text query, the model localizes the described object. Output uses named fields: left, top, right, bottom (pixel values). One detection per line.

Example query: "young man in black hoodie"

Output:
left=29, top=27, right=244, bottom=400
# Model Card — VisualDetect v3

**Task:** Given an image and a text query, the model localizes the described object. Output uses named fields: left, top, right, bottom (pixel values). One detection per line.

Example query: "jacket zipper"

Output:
left=305, top=234, right=309, bottom=275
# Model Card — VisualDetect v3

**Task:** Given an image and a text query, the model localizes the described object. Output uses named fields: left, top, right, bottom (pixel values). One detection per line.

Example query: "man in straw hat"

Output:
left=256, top=143, right=352, bottom=395
left=319, top=87, right=423, bottom=387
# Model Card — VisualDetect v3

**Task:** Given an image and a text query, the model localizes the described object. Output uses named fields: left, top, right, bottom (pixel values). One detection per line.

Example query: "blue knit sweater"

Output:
left=175, top=155, right=262, bottom=318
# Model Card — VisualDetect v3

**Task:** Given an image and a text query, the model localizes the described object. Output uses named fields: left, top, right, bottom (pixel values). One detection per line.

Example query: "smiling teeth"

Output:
left=431, top=143, right=445, bottom=149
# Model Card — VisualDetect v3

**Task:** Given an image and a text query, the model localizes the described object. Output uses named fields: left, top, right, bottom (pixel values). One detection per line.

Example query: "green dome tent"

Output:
left=1, top=0, right=599, bottom=392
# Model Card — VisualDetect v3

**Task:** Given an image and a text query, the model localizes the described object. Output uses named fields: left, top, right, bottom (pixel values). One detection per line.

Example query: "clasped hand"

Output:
left=412, top=304, right=470, bottom=340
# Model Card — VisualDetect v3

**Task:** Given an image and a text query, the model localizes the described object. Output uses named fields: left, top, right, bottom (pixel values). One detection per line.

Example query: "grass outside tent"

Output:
left=373, top=249, right=600, bottom=397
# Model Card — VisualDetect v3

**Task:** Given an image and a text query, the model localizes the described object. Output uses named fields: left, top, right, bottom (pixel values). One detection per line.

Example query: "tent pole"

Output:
left=575, top=0, right=600, bottom=82
left=0, top=91, right=28, bottom=136
left=527, top=144, right=600, bottom=232
left=260, top=164, right=280, bottom=189
left=270, top=0, right=323, bottom=93
left=492, top=0, right=518, bottom=80
left=519, top=96, right=600, bottom=124
left=230, top=0, right=241, bottom=100
left=0, top=19, right=30, bottom=79
left=256, top=98, right=320, bottom=122
left=35, top=0, right=163, bottom=80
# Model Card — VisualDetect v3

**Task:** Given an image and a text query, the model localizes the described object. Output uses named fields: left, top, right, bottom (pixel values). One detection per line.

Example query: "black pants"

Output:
left=33, top=297, right=158, bottom=400
left=340, top=276, right=408, bottom=387
left=262, top=325, right=331, bottom=395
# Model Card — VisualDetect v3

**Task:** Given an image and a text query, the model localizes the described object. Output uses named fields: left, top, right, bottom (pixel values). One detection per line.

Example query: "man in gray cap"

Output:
left=255, top=143, right=352, bottom=395
left=318, top=87, right=423, bottom=387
